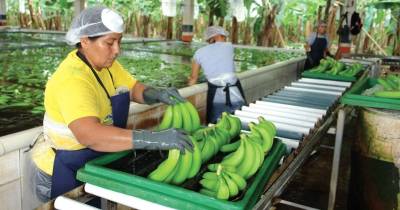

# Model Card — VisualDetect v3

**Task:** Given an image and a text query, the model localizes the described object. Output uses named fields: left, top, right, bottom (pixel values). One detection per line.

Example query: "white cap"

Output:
left=204, top=26, right=229, bottom=41
left=65, top=6, right=124, bottom=45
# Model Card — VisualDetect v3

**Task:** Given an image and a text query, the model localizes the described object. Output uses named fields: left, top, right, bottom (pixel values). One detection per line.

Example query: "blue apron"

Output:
left=305, top=36, right=328, bottom=70
left=206, top=80, right=246, bottom=123
left=50, top=51, right=130, bottom=199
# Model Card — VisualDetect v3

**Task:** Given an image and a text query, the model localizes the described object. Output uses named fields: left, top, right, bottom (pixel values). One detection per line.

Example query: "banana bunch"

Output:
left=158, top=101, right=201, bottom=133
left=194, top=126, right=231, bottom=163
left=199, top=164, right=247, bottom=200
left=148, top=136, right=202, bottom=184
left=215, top=112, right=242, bottom=139
left=374, top=74, right=400, bottom=98
left=192, top=113, right=241, bottom=163
left=220, top=116, right=276, bottom=153
left=220, top=117, right=276, bottom=179
left=221, top=134, right=265, bottom=179
left=248, top=116, right=276, bottom=153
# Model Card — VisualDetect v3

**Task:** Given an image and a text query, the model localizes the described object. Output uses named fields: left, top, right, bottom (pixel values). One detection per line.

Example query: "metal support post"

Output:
left=328, top=108, right=346, bottom=210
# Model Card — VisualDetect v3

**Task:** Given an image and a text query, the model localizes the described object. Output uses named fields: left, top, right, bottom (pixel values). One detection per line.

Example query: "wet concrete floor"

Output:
left=274, top=123, right=353, bottom=210
left=273, top=119, right=399, bottom=210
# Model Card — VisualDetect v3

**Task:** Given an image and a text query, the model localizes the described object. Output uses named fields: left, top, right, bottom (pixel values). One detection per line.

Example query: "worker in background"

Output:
left=335, top=13, right=351, bottom=59
left=304, top=21, right=330, bottom=70
left=31, top=6, right=192, bottom=202
left=188, top=26, right=246, bottom=123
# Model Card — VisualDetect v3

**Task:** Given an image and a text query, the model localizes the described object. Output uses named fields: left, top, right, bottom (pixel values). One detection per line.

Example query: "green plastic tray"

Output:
left=77, top=141, right=287, bottom=210
left=340, top=77, right=400, bottom=110
left=301, top=63, right=368, bottom=82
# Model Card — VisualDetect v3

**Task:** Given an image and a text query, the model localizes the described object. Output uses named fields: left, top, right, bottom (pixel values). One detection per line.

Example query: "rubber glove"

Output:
left=132, top=128, right=193, bottom=153
left=143, top=87, right=186, bottom=105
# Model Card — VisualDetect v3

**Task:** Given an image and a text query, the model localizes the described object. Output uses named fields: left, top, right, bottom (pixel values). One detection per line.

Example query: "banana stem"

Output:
left=217, top=164, right=223, bottom=176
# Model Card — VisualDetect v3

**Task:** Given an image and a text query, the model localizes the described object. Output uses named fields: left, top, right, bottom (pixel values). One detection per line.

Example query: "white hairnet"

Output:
left=65, top=6, right=124, bottom=45
left=204, top=26, right=229, bottom=41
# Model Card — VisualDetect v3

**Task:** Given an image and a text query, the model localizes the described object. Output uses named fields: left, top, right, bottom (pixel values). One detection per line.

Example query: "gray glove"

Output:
left=143, top=87, right=186, bottom=105
left=133, top=128, right=193, bottom=153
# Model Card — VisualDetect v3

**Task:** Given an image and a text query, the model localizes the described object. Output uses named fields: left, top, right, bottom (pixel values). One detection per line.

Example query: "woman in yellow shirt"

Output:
left=32, top=6, right=192, bottom=202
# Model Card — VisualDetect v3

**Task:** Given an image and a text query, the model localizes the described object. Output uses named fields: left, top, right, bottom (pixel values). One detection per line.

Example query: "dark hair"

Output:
left=75, top=35, right=103, bottom=48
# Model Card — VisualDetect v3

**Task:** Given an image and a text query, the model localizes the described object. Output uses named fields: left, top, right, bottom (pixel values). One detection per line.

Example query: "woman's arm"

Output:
left=69, top=116, right=132, bottom=152
left=129, top=82, right=146, bottom=103
left=188, top=60, right=200, bottom=85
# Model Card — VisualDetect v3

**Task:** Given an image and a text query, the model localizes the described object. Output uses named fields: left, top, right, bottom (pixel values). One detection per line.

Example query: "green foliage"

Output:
left=205, top=0, right=229, bottom=17
left=0, top=33, right=302, bottom=117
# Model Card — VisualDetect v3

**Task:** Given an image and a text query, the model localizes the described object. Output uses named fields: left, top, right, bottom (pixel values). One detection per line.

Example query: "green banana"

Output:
left=216, top=176, right=230, bottom=200
left=148, top=149, right=180, bottom=182
left=250, top=123, right=272, bottom=152
left=222, top=173, right=239, bottom=197
left=227, top=114, right=241, bottom=138
left=385, top=77, right=398, bottom=90
left=198, top=138, right=205, bottom=151
left=220, top=140, right=240, bottom=153
left=200, top=136, right=215, bottom=163
left=246, top=139, right=263, bottom=178
left=193, top=128, right=206, bottom=141
left=187, top=136, right=202, bottom=179
left=208, top=163, right=237, bottom=173
left=215, top=126, right=231, bottom=144
left=374, top=90, right=400, bottom=98
left=207, top=131, right=220, bottom=156
left=171, top=104, right=183, bottom=129
left=257, top=116, right=276, bottom=137
left=184, top=101, right=201, bottom=132
left=237, top=137, right=255, bottom=178
left=221, top=136, right=245, bottom=167
left=248, top=122, right=267, bottom=147
left=199, top=188, right=217, bottom=197
left=202, top=172, right=219, bottom=180
left=211, top=127, right=225, bottom=147
left=224, top=171, right=247, bottom=191
left=216, top=112, right=231, bottom=131
left=158, top=105, right=173, bottom=130
left=256, top=123, right=274, bottom=152
left=171, top=148, right=193, bottom=184
left=200, top=178, right=219, bottom=191
left=179, top=102, right=192, bottom=132
left=163, top=158, right=180, bottom=183
left=377, top=78, right=394, bottom=91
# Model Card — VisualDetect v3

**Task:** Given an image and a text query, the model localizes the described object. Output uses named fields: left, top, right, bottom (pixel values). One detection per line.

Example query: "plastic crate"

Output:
left=340, top=77, right=400, bottom=110
left=77, top=140, right=287, bottom=210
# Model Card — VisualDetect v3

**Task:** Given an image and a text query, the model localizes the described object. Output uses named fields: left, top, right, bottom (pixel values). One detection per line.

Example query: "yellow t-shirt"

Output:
left=34, top=49, right=136, bottom=175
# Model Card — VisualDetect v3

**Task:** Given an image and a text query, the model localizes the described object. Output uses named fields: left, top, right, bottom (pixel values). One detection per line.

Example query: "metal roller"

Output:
left=265, top=95, right=332, bottom=108
left=273, top=92, right=336, bottom=105
left=286, top=84, right=346, bottom=94
left=235, top=110, right=315, bottom=129
left=241, top=106, right=320, bottom=123
left=255, top=101, right=327, bottom=115
left=274, top=90, right=338, bottom=102
left=290, top=82, right=347, bottom=91
left=249, top=103, right=324, bottom=119
left=262, top=97, right=328, bottom=110
left=284, top=86, right=343, bottom=96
